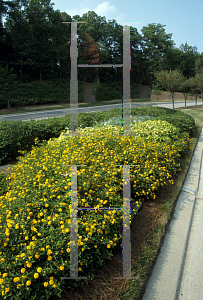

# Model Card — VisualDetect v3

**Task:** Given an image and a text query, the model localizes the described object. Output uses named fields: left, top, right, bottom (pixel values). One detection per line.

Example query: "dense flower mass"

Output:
left=0, top=116, right=190, bottom=299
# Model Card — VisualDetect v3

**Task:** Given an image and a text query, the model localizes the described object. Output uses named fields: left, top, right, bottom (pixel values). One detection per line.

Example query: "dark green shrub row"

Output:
left=94, top=81, right=140, bottom=101
left=0, top=79, right=140, bottom=109
left=0, top=79, right=85, bottom=109
left=0, top=106, right=195, bottom=166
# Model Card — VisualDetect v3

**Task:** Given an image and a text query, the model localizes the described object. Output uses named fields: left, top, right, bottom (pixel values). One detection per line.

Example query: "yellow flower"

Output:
left=59, top=265, right=64, bottom=271
left=2, top=273, right=7, bottom=277
left=107, top=244, right=111, bottom=248
left=13, top=277, right=20, bottom=282
left=17, top=284, right=22, bottom=289
left=34, top=273, right=39, bottom=279
left=94, top=245, right=97, bottom=248
left=26, top=262, right=32, bottom=268
left=47, top=256, right=52, bottom=261
left=37, top=267, right=42, bottom=273
left=35, top=253, right=40, bottom=259
left=21, top=268, right=26, bottom=274
left=66, top=248, right=70, bottom=253
left=25, top=236, right=29, bottom=240
left=44, top=282, right=49, bottom=287
left=26, top=280, right=31, bottom=286
left=47, top=249, right=52, bottom=256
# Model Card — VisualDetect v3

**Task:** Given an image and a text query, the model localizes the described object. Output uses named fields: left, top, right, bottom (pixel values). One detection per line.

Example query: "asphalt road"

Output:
left=0, top=100, right=202, bottom=123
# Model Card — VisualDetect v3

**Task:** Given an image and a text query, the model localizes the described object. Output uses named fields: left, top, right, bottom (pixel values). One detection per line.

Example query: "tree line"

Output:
left=1, top=0, right=203, bottom=109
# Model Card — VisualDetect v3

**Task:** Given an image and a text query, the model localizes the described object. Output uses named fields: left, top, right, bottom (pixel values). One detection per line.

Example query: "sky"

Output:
left=48, top=0, right=203, bottom=54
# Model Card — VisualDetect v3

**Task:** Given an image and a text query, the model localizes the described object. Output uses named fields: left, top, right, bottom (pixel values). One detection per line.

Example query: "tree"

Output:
left=4, top=0, right=31, bottom=83
left=194, top=75, right=203, bottom=109
left=195, top=56, right=203, bottom=74
left=100, top=19, right=123, bottom=82
left=74, top=11, right=111, bottom=83
left=179, top=78, right=192, bottom=107
left=154, top=69, right=185, bottom=109
left=0, top=64, right=18, bottom=109
left=151, top=81, right=163, bottom=100
left=50, top=10, right=72, bottom=80
left=194, top=73, right=203, bottom=109
left=2, top=3, right=202, bottom=98
left=192, top=57, right=203, bottom=109
left=187, top=77, right=200, bottom=106
left=140, top=23, right=175, bottom=86
left=80, top=32, right=100, bottom=82
left=26, top=0, right=56, bottom=81
left=4, top=0, right=56, bottom=82
left=0, top=0, right=15, bottom=61
left=179, top=42, right=199, bottom=78
left=161, top=47, right=183, bottom=72
left=75, top=12, right=142, bottom=84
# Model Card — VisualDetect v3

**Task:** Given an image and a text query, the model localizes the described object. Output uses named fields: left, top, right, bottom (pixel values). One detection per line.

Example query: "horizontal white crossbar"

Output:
left=77, top=64, right=123, bottom=67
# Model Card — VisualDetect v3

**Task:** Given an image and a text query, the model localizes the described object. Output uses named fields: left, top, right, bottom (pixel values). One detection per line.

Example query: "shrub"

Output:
left=0, top=173, right=8, bottom=197
left=0, top=106, right=195, bottom=167
left=0, top=116, right=190, bottom=299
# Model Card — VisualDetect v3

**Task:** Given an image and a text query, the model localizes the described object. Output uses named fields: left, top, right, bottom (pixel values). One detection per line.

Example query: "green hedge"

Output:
left=0, top=106, right=195, bottom=166
left=0, top=79, right=140, bottom=109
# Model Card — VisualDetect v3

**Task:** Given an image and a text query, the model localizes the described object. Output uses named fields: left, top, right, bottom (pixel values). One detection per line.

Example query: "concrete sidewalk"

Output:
left=142, top=127, right=203, bottom=300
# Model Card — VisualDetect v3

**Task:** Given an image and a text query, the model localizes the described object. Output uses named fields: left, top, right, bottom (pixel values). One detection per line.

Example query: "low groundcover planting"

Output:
left=0, top=113, right=192, bottom=299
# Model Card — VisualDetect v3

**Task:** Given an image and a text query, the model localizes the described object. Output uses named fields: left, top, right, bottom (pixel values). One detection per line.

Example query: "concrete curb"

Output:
left=142, top=127, right=203, bottom=300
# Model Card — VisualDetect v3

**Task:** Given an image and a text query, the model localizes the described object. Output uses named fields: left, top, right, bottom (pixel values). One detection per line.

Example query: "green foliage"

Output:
left=0, top=172, right=9, bottom=197
left=0, top=79, right=85, bottom=109
left=154, top=69, right=186, bottom=109
left=93, top=81, right=139, bottom=101
left=0, top=106, right=195, bottom=166
left=91, top=73, right=101, bottom=95
left=151, top=81, right=163, bottom=100
left=178, top=42, right=199, bottom=79
left=154, top=69, right=185, bottom=93
left=1, top=1, right=203, bottom=87
left=130, top=106, right=195, bottom=136
left=140, top=23, right=174, bottom=78
left=0, top=65, right=19, bottom=109
left=0, top=108, right=192, bottom=299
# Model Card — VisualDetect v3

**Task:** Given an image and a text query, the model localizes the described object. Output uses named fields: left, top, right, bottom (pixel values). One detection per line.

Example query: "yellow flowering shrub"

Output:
left=0, top=112, right=192, bottom=299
